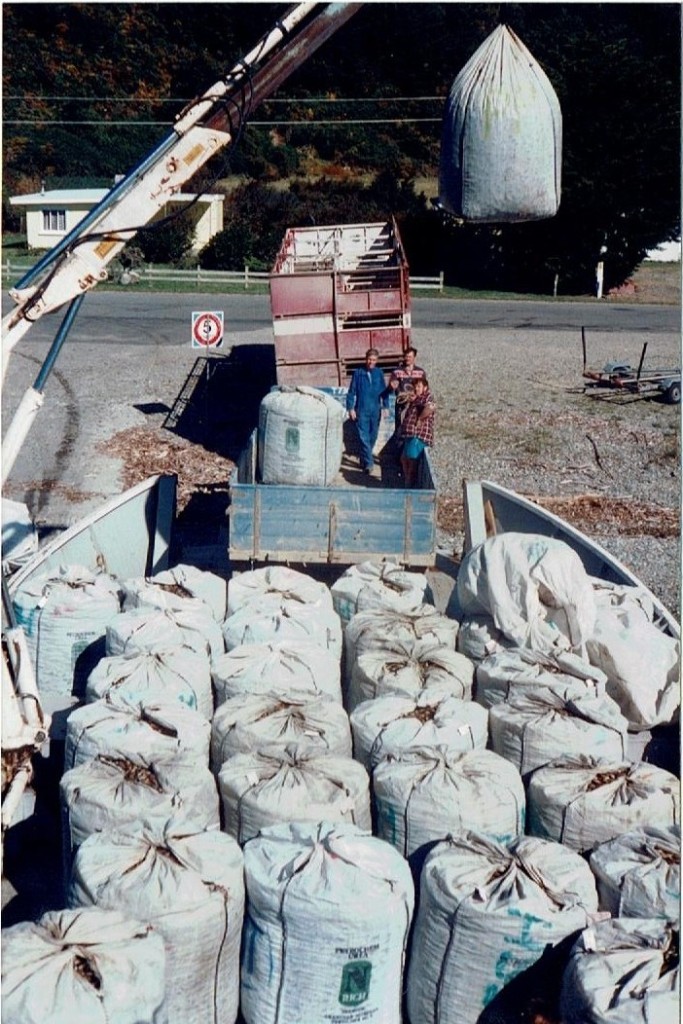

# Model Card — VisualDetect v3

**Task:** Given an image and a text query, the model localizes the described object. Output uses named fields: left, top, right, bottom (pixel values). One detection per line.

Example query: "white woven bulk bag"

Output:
left=1, top=908, right=166, bottom=1024
left=331, top=561, right=431, bottom=627
left=11, top=565, right=121, bottom=709
left=69, top=823, right=244, bottom=1024
left=107, top=605, right=224, bottom=661
left=212, top=640, right=342, bottom=707
left=227, top=565, right=333, bottom=616
left=439, top=25, right=562, bottom=223
left=60, top=751, right=220, bottom=880
left=589, top=825, right=680, bottom=921
left=374, top=748, right=525, bottom=857
left=345, top=604, right=459, bottom=677
left=351, top=689, right=487, bottom=771
left=258, top=385, right=344, bottom=485
left=407, top=832, right=597, bottom=1024
left=527, top=755, right=680, bottom=853
left=456, top=613, right=513, bottom=662
left=456, top=534, right=596, bottom=656
left=241, top=821, right=414, bottom=1024
left=86, top=643, right=213, bottom=719
left=218, top=745, right=371, bottom=843
left=559, top=918, right=679, bottom=1024
left=64, top=696, right=211, bottom=773
left=122, top=563, right=228, bottom=620
left=475, top=648, right=607, bottom=709
left=349, top=638, right=474, bottom=712
left=488, top=683, right=627, bottom=776
left=223, top=591, right=342, bottom=659
left=211, top=692, right=352, bottom=773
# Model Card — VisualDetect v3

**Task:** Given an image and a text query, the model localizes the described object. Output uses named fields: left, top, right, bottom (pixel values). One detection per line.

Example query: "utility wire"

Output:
left=5, top=117, right=442, bottom=126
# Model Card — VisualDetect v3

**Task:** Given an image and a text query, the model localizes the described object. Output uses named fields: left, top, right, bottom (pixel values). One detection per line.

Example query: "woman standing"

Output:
left=399, top=376, right=435, bottom=488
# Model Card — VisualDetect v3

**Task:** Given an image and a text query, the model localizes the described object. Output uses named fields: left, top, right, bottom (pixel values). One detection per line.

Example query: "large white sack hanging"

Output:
left=223, top=591, right=342, bottom=659
left=456, top=534, right=596, bottom=656
left=345, top=604, right=459, bottom=675
left=121, top=563, right=228, bottom=620
left=258, top=385, right=344, bottom=485
left=218, top=745, right=371, bottom=843
left=60, top=750, right=220, bottom=880
left=559, top=918, right=679, bottom=1024
left=488, top=683, right=627, bottom=776
left=439, top=24, right=561, bottom=223
left=211, top=692, right=352, bottom=773
left=212, top=640, right=342, bottom=707
left=241, top=821, right=414, bottom=1024
left=406, top=831, right=597, bottom=1024
left=331, top=560, right=432, bottom=627
left=86, top=643, right=213, bottom=719
left=373, top=748, right=525, bottom=857
left=64, top=696, right=211, bottom=772
left=349, top=638, right=474, bottom=711
left=527, top=755, right=680, bottom=853
left=475, top=648, right=607, bottom=709
left=107, top=605, right=224, bottom=661
left=589, top=825, right=680, bottom=921
left=11, top=565, right=121, bottom=708
left=227, top=565, right=333, bottom=616
left=69, top=823, right=245, bottom=1024
left=350, top=689, right=488, bottom=771
left=1, top=907, right=166, bottom=1024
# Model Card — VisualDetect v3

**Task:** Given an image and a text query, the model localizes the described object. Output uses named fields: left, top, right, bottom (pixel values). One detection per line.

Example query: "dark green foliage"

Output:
left=136, top=208, right=196, bottom=266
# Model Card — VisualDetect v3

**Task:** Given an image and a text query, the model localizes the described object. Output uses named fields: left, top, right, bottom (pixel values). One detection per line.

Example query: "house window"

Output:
left=42, top=209, right=66, bottom=232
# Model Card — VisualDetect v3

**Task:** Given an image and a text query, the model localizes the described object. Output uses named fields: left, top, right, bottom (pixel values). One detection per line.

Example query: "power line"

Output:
left=4, top=117, right=442, bottom=127
left=4, top=95, right=444, bottom=103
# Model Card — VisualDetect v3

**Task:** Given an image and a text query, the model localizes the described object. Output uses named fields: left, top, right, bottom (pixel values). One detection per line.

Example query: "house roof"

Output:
left=9, top=189, right=224, bottom=207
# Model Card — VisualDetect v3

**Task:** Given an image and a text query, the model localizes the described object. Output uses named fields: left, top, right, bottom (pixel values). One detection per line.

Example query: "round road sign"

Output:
left=192, top=311, right=224, bottom=348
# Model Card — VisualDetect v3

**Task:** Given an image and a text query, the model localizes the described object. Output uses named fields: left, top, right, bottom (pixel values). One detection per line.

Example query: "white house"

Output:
left=9, top=186, right=224, bottom=254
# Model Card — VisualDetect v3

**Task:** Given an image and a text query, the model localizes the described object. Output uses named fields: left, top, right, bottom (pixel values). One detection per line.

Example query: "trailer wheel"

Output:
left=665, top=381, right=681, bottom=405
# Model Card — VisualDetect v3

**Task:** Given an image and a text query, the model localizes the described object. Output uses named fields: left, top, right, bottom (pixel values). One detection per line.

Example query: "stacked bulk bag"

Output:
left=121, top=563, right=227, bottom=621
left=349, top=638, right=474, bottom=711
left=559, top=918, right=679, bottom=1024
left=527, top=755, right=680, bottom=853
left=373, top=748, right=525, bottom=857
left=345, top=604, right=459, bottom=675
left=212, top=641, right=342, bottom=707
left=218, top=745, right=371, bottom=843
left=227, top=565, right=333, bottom=616
left=107, top=605, right=224, bottom=661
left=211, top=692, right=352, bottom=773
left=223, top=592, right=342, bottom=659
left=439, top=25, right=562, bottom=223
left=258, top=385, right=344, bottom=485
left=69, top=823, right=244, bottom=1024
left=456, top=613, right=512, bottom=662
left=86, top=644, right=214, bottom=718
left=488, top=683, right=628, bottom=776
left=589, top=825, right=680, bottom=920
left=331, top=560, right=431, bottom=627
left=475, top=648, right=607, bottom=708
left=407, top=832, right=598, bottom=1024
left=1, top=908, right=166, bottom=1024
left=240, top=821, right=414, bottom=1024
left=350, top=689, right=487, bottom=771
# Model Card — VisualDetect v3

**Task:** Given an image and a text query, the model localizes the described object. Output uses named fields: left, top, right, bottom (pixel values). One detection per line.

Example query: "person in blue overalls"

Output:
left=346, top=348, right=390, bottom=474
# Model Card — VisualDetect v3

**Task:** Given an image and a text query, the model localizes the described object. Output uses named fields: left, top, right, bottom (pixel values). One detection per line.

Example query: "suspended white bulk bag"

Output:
left=350, top=689, right=487, bottom=771
left=1, top=908, right=166, bottom=1024
left=374, top=748, right=525, bottom=858
left=86, top=643, right=213, bottom=719
left=345, top=604, right=459, bottom=676
left=12, top=565, right=121, bottom=709
left=349, top=638, right=474, bottom=712
left=439, top=24, right=561, bottom=223
left=69, top=823, right=244, bottom=1024
left=456, top=534, right=596, bottom=656
left=527, top=755, right=680, bottom=854
left=64, top=696, right=211, bottom=773
left=1, top=498, right=38, bottom=574
left=408, top=832, right=597, bottom=1024
left=107, top=605, right=224, bottom=662
left=241, top=821, right=414, bottom=1024
left=589, top=825, right=680, bottom=921
left=559, top=918, right=679, bottom=1024
left=211, top=692, right=352, bottom=773
left=331, top=561, right=431, bottom=627
left=223, top=592, right=342, bottom=659
left=218, top=746, right=371, bottom=843
left=121, top=563, right=227, bottom=621
left=227, top=565, right=333, bottom=616
left=258, top=385, right=344, bottom=485
left=475, top=648, right=607, bottom=709
left=488, top=684, right=627, bottom=776
left=212, top=641, right=342, bottom=707
left=60, top=751, right=220, bottom=880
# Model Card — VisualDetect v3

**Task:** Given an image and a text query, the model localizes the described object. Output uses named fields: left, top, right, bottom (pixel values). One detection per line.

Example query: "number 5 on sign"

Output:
left=192, top=311, right=224, bottom=348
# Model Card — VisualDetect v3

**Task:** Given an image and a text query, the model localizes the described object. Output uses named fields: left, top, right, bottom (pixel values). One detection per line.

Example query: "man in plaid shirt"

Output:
left=399, top=376, right=435, bottom=487
left=388, top=347, right=426, bottom=432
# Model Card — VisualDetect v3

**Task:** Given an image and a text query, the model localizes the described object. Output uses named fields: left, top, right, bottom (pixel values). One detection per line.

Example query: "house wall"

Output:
left=25, top=204, right=94, bottom=250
